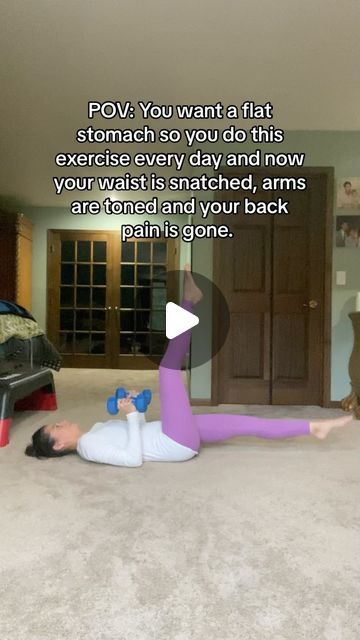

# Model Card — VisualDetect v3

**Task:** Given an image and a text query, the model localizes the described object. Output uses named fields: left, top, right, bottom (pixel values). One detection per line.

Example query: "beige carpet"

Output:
left=0, top=369, right=359, bottom=640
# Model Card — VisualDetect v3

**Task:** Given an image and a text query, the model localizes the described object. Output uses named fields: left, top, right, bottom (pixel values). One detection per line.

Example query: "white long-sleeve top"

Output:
left=76, top=412, right=198, bottom=467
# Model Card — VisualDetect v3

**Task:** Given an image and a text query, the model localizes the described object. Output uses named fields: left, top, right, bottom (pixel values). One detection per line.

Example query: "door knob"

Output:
left=303, top=300, right=318, bottom=309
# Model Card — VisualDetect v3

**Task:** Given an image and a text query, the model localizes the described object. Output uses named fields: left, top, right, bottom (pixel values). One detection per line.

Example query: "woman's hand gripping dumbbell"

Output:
left=106, top=387, right=152, bottom=415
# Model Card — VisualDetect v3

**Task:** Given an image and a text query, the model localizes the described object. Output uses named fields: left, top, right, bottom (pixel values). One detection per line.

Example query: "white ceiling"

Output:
left=1, top=0, right=360, bottom=207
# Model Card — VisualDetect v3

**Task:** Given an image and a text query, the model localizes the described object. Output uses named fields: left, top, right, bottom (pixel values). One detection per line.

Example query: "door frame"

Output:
left=211, top=166, right=334, bottom=407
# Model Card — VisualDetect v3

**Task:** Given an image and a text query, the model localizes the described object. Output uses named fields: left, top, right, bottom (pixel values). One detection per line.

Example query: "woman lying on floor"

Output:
left=25, top=266, right=352, bottom=466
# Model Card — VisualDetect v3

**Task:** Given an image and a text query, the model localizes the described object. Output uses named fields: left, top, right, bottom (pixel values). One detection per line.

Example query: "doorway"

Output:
left=47, top=230, right=179, bottom=368
left=212, top=168, right=333, bottom=406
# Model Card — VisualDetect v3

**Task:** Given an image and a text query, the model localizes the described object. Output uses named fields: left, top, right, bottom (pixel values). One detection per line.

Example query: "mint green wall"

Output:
left=25, top=132, right=360, bottom=402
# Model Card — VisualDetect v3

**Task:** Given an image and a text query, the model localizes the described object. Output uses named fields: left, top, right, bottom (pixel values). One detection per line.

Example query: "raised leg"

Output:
left=159, top=299, right=200, bottom=451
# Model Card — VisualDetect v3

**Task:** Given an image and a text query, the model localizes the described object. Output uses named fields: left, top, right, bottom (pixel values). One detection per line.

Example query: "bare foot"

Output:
left=183, top=264, right=203, bottom=305
left=309, top=415, right=353, bottom=440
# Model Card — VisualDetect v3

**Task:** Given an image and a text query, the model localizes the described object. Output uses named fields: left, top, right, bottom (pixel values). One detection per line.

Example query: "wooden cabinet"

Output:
left=0, top=212, right=33, bottom=310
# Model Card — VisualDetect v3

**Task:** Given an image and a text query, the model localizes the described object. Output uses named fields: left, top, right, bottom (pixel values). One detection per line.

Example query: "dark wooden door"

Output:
left=214, top=183, right=273, bottom=403
left=47, top=231, right=178, bottom=369
left=213, top=170, right=331, bottom=405
left=272, top=175, right=327, bottom=404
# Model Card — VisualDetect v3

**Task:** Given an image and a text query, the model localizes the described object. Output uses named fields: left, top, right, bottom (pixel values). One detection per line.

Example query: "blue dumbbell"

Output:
left=106, top=387, right=126, bottom=415
left=106, top=396, right=118, bottom=415
left=115, top=387, right=127, bottom=401
left=106, top=388, right=152, bottom=415
left=131, top=388, right=152, bottom=412
left=142, top=389, right=152, bottom=404
left=134, top=390, right=152, bottom=412
left=115, top=387, right=151, bottom=413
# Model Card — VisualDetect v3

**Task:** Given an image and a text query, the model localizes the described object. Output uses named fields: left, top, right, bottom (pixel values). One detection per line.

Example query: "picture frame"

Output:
left=337, top=177, right=360, bottom=209
left=335, top=215, right=360, bottom=248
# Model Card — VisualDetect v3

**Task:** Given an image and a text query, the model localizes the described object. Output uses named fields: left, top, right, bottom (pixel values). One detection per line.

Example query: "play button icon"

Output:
left=144, top=268, right=229, bottom=370
left=166, top=302, right=199, bottom=339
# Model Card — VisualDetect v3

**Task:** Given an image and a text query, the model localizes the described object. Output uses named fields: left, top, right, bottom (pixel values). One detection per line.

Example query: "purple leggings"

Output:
left=159, top=300, right=310, bottom=452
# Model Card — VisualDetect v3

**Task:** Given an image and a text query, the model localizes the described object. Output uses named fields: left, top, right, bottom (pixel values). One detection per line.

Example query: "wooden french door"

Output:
left=213, top=169, right=332, bottom=405
left=47, top=231, right=178, bottom=368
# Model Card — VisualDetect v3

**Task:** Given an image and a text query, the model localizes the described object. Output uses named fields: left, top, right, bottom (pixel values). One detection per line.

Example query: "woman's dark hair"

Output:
left=25, top=426, right=72, bottom=459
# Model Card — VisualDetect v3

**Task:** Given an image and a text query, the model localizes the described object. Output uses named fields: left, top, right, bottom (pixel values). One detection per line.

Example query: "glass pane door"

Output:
left=47, top=231, right=179, bottom=369
left=118, top=240, right=168, bottom=365
left=48, top=232, right=111, bottom=367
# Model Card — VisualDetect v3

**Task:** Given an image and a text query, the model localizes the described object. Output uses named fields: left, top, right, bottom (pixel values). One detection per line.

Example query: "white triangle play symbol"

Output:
left=166, top=302, right=199, bottom=339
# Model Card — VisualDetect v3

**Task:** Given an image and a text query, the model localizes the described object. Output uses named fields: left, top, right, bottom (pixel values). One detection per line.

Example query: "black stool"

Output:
left=0, top=364, right=57, bottom=447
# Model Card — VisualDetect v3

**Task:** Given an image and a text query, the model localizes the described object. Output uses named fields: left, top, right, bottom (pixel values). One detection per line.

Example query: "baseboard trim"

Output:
left=190, top=398, right=216, bottom=406
left=328, top=400, right=342, bottom=408
left=190, top=399, right=344, bottom=408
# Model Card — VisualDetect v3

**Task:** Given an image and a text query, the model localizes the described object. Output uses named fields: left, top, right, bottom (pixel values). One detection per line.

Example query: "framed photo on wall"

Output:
left=337, top=177, right=360, bottom=209
left=335, top=215, right=360, bottom=248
